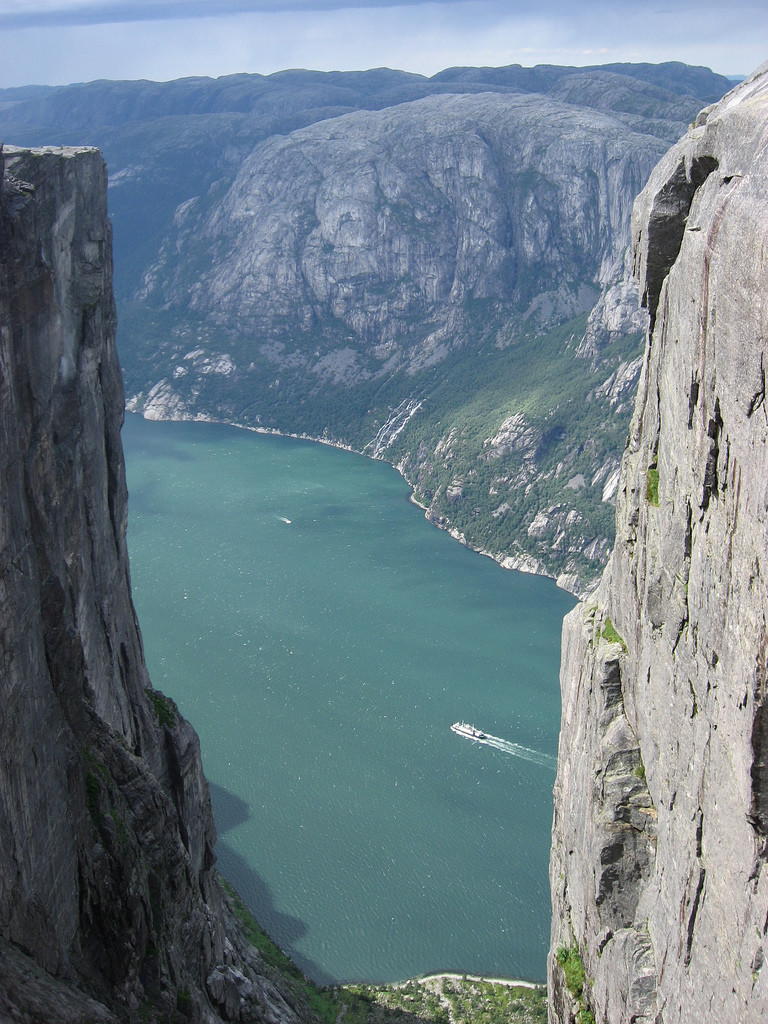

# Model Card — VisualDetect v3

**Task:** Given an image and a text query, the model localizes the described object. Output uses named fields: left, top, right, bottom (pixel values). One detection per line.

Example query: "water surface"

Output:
left=122, top=414, right=575, bottom=985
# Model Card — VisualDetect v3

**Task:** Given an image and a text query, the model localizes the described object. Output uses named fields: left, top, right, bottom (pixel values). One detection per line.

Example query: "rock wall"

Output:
left=159, top=92, right=653, bottom=354
left=548, top=65, right=768, bottom=1022
left=0, top=145, right=315, bottom=1023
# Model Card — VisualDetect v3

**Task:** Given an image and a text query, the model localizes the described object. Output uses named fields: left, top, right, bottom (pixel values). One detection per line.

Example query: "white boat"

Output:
left=451, top=721, right=487, bottom=740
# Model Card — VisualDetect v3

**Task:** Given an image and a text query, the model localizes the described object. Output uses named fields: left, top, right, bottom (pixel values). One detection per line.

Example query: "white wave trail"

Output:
left=465, top=732, right=557, bottom=770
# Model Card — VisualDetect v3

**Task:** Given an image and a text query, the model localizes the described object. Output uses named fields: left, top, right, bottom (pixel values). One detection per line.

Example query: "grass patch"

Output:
left=83, top=749, right=112, bottom=825
left=84, top=770, right=102, bottom=823
left=601, top=617, right=627, bottom=652
left=555, top=946, right=585, bottom=1001
left=555, top=945, right=595, bottom=1024
left=145, top=688, right=178, bottom=729
left=646, top=467, right=660, bottom=507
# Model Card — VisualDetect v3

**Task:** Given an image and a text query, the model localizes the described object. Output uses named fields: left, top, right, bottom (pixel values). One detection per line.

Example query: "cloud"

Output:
left=0, top=0, right=479, bottom=28
left=0, top=0, right=739, bottom=29
left=0, top=0, right=762, bottom=87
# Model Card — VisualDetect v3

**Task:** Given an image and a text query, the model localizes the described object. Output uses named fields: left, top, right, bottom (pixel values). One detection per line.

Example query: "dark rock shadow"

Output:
left=209, top=781, right=250, bottom=836
left=209, top=781, right=335, bottom=987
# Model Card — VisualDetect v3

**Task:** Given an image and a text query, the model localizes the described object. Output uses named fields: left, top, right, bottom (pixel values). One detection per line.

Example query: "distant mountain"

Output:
left=0, top=63, right=733, bottom=592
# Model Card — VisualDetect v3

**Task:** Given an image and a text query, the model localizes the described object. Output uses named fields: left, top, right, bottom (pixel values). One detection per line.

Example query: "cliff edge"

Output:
left=0, top=145, right=316, bottom=1023
left=549, top=64, right=768, bottom=1022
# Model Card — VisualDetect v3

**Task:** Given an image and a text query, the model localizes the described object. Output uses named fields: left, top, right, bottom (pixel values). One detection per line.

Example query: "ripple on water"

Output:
left=123, top=414, right=575, bottom=984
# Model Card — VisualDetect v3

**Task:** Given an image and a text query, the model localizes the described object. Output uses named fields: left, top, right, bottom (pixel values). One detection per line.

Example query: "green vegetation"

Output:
left=555, top=946, right=585, bottom=1000
left=219, top=874, right=547, bottom=1024
left=145, top=687, right=178, bottom=729
left=84, top=769, right=102, bottom=823
left=555, top=945, right=595, bottom=1024
left=341, top=977, right=547, bottom=1024
left=646, top=467, right=660, bottom=506
left=379, top=316, right=640, bottom=589
left=82, top=751, right=129, bottom=846
left=601, top=616, right=627, bottom=651
left=176, top=988, right=192, bottom=1016
left=83, top=749, right=111, bottom=824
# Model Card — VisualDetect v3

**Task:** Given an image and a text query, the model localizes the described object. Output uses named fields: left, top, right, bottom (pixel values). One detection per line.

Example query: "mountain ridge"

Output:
left=0, top=63, right=734, bottom=594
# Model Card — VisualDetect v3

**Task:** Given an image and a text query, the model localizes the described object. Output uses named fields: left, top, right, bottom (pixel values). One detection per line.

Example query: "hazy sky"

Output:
left=0, top=0, right=763, bottom=89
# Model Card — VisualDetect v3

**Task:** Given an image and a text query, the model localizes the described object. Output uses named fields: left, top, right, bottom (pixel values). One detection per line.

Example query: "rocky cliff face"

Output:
left=147, top=91, right=651, bottom=363
left=121, top=83, right=688, bottom=594
left=549, top=65, right=768, bottom=1022
left=0, top=145, right=316, bottom=1023
left=0, top=64, right=733, bottom=594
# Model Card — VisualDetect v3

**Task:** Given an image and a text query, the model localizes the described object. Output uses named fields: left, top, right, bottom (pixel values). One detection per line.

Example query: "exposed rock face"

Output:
left=0, top=145, right=315, bottom=1023
left=0, top=64, right=733, bottom=594
left=125, top=86, right=676, bottom=595
left=150, top=92, right=651, bottom=364
left=549, top=65, right=768, bottom=1022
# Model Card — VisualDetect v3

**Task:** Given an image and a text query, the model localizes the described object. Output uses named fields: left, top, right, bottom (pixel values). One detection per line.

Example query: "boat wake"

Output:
left=451, top=722, right=556, bottom=770
left=479, top=734, right=557, bottom=770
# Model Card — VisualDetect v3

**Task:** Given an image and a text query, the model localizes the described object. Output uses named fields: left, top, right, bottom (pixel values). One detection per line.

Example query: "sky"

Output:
left=0, top=0, right=763, bottom=89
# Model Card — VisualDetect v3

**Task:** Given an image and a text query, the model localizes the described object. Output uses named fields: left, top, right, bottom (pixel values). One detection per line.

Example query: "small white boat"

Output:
left=451, top=721, right=487, bottom=740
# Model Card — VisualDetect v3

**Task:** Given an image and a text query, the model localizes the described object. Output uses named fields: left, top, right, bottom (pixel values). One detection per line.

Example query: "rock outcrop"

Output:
left=549, top=64, right=768, bottom=1022
left=150, top=92, right=653, bottom=363
left=0, top=145, right=316, bottom=1023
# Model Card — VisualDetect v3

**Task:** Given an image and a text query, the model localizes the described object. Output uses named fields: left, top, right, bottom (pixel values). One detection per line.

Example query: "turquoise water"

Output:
left=122, top=414, right=575, bottom=986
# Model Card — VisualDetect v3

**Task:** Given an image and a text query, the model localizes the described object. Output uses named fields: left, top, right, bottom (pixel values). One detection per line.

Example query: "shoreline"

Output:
left=127, top=407, right=582, bottom=596
left=128, top=407, right=556, bottom=992
left=409, top=972, right=543, bottom=990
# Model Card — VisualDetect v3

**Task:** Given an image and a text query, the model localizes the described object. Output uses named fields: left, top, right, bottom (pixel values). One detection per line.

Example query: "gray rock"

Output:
left=0, top=145, right=315, bottom=1023
left=549, top=63, right=768, bottom=1023
left=152, top=92, right=659, bottom=365
left=0, top=65, right=732, bottom=593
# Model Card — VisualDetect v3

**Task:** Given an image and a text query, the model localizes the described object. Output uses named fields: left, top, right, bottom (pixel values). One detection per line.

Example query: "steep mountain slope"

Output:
left=126, top=86, right=669, bottom=590
left=0, top=144, right=318, bottom=1024
left=0, top=64, right=733, bottom=593
left=548, top=64, right=768, bottom=1023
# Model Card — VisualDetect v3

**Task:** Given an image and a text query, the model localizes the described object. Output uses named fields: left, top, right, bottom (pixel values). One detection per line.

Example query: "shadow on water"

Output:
left=209, top=781, right=336, bottom=987
left=123, top=415, right=203, bottom=468
left=209, top=781, right=251, bottom=835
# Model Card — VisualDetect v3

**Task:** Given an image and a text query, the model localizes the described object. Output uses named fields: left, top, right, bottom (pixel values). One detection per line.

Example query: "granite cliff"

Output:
left=549, top=64, right=768, bottom=1022
left=0, top=63, right=733, bottom=593
left=0, top=145, right=318, bottom=1023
